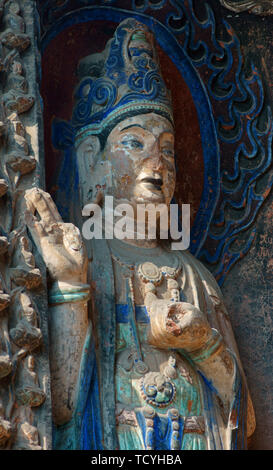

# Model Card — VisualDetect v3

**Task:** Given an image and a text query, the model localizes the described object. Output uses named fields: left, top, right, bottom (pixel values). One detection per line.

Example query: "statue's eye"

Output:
left=161, top=147, right=174, bottom=158
left=121, top=138, right=143, bottom=150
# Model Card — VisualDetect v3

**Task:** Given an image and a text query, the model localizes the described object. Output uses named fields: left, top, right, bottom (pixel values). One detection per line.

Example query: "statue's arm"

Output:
left=49, top=298, right=89, bottom=425
left=188, top=253, right=256, bottom=441
left=24, top=188, right=89, bottom=426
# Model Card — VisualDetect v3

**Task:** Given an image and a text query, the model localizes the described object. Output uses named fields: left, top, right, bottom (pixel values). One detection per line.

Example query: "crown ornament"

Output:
left=52, top=18, right=174, bottom=150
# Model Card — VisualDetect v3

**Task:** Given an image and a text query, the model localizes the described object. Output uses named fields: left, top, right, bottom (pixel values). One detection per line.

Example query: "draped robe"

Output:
left=53, top=238, right=248, bottom=450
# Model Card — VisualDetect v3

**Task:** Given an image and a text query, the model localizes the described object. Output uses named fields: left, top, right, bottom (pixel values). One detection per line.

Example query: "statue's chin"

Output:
left=134, top=194, right=166, bottom=205
left=134, top=184, right=166, bottom=204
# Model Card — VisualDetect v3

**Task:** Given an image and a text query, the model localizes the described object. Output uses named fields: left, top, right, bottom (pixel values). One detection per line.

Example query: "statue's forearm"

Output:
left=186, top=329, right=236, bottom=409
left=48, top=287, right=89, bottom=426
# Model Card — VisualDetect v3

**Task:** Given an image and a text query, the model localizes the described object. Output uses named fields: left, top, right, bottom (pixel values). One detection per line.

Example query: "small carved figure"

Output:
left=0, top=351, right=12, bottom=379
left=9, top=292, right=42, bottom=351
left=10, top=236, right=42, bottom=289
left=1, top=1, right=30, bottom=52
left=0, top=179, right=8, bottom=197
left=0, top=397, right=12, bottom=448
left=16, top=355, right=46, bottom=407
left=0, top=277, right=10, bottom=311
left=12, top=406, right=41, bottom=450
left=6, top=53, right=28, bottom=93
left=3, top=2, right=25, bottom=33
left=0, top=294, right=12, bottom=378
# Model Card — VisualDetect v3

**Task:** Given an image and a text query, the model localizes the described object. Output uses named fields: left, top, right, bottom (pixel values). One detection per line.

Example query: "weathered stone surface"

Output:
left=10, top=321, right=42, bottom=350
left=0, top=179, right=8, bottom=197
left=0, top=292, right=10, bottom=311
left=0, top=0, right=52, bottom=450
left=16, top=387, right=46, bottom=408
left=222, top=192, right=273, bottom=450
left=0, top=353, right=12, bottom=379
left=0, top=418, right=12, bottom=448
left=2, top=91, right=34, bottom=114
left=1, top=30, right=30, bottom=51
left=13, top=421, right=42, bottom=450
left=0, top=236, right=9, bottom=255
left=10, top=267, right=42, bottom=288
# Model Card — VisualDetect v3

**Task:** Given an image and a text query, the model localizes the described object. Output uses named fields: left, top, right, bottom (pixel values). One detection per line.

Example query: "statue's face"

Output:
left=104, top=113, right=176, bottom=207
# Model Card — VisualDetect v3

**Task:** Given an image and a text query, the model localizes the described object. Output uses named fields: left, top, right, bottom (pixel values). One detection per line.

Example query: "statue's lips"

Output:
left=139, top=177, right=163, bottom=191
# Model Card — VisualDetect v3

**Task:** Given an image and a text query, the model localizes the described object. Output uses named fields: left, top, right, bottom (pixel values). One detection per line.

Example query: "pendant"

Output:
left=161, top=265, right=181, bottom=279
left=137, top=256, right=182, bottom=285
left=140, top=371, right=176, bottom=408
left=135, top=360, right=149, bottom=375
left=132, top=352, right=149, bottom=375
left=138, top=262, right=163, bottom=285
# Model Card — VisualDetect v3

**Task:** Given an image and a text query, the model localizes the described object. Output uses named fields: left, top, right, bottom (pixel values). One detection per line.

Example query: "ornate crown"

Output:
left=52, top=18, right=174, bottom=150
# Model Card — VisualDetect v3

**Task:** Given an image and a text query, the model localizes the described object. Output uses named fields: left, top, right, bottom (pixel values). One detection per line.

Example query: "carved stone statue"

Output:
left=24, top=18, right=255, bottom=450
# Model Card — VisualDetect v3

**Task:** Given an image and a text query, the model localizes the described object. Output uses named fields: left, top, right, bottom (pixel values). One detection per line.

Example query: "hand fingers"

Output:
left=25, top=188, right=62, bottom=224
left=41, top=191, right=63, bottom=223
left=94, top=190, right=104, bottom=206
left=62, top=223, right=83, bottom=252
left=25, top=210, right=46, bottom=242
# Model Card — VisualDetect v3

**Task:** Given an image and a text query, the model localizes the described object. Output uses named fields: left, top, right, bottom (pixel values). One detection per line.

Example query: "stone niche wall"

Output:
left=214, top=3, right=273, bottom=449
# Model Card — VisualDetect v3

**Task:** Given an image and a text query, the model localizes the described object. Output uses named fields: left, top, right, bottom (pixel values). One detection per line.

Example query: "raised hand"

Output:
left=24, top=187, right=88, bottom=285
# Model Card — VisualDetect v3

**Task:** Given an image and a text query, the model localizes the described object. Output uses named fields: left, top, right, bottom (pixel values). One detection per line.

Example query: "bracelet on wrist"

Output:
left=49, top=283, right=91, bottom=306
left=188, top=328, right=223, bottom=363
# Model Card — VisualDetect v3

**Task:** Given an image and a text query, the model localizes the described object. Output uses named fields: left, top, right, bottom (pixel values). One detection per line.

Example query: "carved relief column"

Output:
left=0, top=0, right=51, bottom=450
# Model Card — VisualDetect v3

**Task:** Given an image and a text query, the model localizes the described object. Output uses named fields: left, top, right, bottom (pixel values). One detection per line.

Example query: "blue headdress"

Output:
left=52, top=18, right=174, bottom=151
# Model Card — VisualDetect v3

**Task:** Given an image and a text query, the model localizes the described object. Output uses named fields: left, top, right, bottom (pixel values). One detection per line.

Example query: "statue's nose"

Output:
left=146, top=144, right=164, bottom=170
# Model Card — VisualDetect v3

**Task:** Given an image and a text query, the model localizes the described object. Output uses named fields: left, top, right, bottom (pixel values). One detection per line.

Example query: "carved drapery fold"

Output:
left=0, top=0, right=51, bottom=450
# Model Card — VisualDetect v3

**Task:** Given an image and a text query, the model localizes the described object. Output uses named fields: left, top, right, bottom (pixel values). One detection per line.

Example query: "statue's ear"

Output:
left=75, top=135, right=101, bottom=171
left=76, top=135, right=108, bottom=206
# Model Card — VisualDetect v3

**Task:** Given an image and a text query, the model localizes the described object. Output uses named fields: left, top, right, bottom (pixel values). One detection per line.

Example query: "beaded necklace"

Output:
left=110, top=250, right=182, bottom=375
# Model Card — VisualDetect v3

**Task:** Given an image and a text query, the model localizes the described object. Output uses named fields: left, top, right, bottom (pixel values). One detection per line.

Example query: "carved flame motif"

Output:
left=219, top=0, right=273, bottom=15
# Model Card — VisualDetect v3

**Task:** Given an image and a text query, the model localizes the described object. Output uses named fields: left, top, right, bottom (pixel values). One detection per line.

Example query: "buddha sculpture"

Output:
left=24, top=18, right=254, bottom=450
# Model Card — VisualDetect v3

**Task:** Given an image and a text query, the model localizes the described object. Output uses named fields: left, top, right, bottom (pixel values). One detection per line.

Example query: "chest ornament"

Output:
left=137, top=258, right=182, bottom=285
left=140, top=371, right=176, bottom=408
left=111, top=250, right=183, bottom=376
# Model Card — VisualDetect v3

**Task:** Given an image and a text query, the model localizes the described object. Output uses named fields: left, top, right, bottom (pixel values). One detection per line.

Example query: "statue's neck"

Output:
left=107, top=237, right=171, bottom=261
left=101, top=196, right=168, bottom=249
left=117, top=237, right=159, bottom=249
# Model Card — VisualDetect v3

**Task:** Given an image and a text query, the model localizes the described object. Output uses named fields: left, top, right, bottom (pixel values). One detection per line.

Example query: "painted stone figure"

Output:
left=24, top=18, right=254, bottom=450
